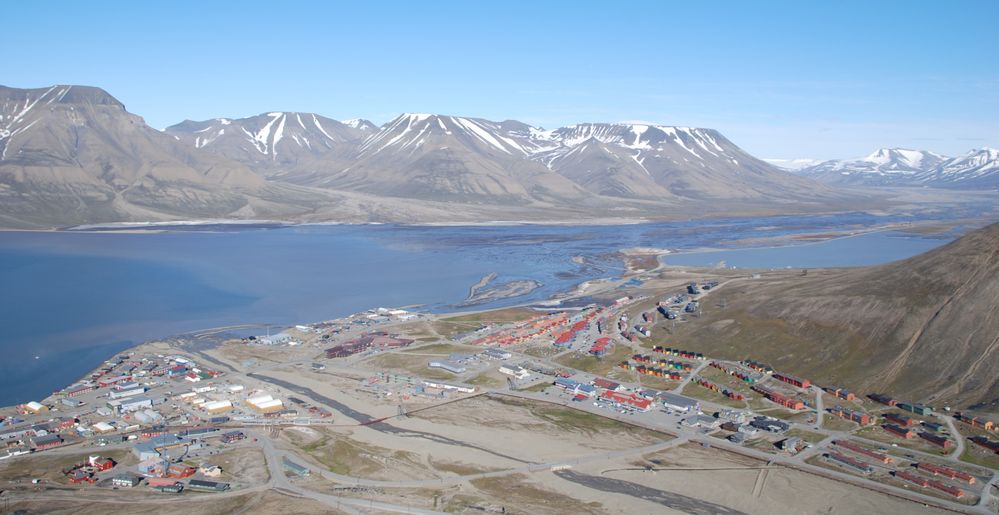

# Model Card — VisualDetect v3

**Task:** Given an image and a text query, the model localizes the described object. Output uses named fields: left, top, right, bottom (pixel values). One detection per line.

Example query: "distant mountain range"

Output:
left=167, top=112, right=832, bottom=204
left=0, top=84, right=992, bottom=228
left=796, top=147, right=999, bottom=188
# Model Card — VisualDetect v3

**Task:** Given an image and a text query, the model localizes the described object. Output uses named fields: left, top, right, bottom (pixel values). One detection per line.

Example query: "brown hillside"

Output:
left=665, top=223, right=999, bottom=410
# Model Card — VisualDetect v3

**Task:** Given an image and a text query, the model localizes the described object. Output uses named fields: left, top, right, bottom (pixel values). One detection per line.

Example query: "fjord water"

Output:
left=0, top=215, right=956, bottom=405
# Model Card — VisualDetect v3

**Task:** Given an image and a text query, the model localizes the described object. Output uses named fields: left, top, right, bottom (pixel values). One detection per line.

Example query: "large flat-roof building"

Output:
left=660, top=392, right=700, bottom=413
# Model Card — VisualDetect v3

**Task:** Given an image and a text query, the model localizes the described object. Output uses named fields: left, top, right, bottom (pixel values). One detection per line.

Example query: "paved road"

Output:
left=943, top=415, right=966, bottom=459
left=265, top=431, right=688, bottom=489
left=672, top=360, right=710, bottom=393
left=556, top=469, right=748, bottom=515
left=813, top=386, right=825, bottom=429
left=255, top=431, right=443, bottom=514
left=247, top=372, right=531, bottom=464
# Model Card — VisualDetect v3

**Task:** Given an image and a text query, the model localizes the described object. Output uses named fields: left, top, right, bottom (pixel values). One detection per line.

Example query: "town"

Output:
left=1, top=271, right=997, bottom=514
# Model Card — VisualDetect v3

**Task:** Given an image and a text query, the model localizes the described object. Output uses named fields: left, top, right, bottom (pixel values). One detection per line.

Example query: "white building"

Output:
left=499, top=365, right=530, bottom=380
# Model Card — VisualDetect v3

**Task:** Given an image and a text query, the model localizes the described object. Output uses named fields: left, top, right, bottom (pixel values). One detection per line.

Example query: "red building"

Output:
left=884, top=413, right=915, bottom=427
left=868, top=393, right=897, bottom=406
left=883, top=424, right=915, bottom=439
left=918, top=432, right=954, bottom=449
left=833, top=440, right=892, bottom=463
left=90, top=456, right=116, bottom=472
left=773, top=372, right=811, bottom=389
left=599, top=390, right=652, bottom=411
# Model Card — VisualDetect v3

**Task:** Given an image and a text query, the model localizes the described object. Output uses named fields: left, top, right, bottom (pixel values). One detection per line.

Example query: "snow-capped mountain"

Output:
left=312, top=113, right=588, bottom=203
left=799, top=147, right=998, bottom=189
left=169, top=111, right=839, bottom=204
left=0, top=85, right=331, bottom=228
left=529, top=123, right=827, bottom=200
left=915, top=147, right=999, bottom=188
left=165, top=112, right=369, bottom=180
left=797, top=148, right=948, bottom=186
left=343, top=118, right=377, bottom=132
left=764, top=158, right=822, bottom=170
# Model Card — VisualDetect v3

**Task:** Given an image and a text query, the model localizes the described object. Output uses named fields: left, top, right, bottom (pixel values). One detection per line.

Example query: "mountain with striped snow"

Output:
left=165, top=112, right=368, bottom=180
left=528, top=123, right=830, bottom=200
left=310, top=113, right=587, bottom=203
left=0, top=85, right=335, bottom=228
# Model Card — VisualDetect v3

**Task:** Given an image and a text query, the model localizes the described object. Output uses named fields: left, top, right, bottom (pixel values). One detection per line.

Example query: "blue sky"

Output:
left=7, top=1, right=997, bottom=160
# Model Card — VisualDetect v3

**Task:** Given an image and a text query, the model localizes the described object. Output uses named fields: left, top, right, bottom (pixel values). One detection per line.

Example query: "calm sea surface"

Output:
left=0, top=212, right=977, bottom=405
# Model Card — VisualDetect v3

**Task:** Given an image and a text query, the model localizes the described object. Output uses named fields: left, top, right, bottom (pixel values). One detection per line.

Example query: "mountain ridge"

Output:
left=798, top=146, right=998, bottom=188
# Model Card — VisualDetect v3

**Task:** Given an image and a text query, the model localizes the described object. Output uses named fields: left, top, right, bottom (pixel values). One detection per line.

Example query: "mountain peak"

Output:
left=343, top=118, right=376, bottom=131
left=0, top=84, right=125, bottom=111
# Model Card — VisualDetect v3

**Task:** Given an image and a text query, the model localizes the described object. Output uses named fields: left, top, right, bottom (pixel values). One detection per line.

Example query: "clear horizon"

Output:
left=7, top=0, right=997, bottom=160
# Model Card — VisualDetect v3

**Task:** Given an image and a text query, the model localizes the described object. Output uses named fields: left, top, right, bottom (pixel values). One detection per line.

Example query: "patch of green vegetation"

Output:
left=470, top=474, right=604, bottom=514
left=681, top=381, right=747, bottom=409
left=758, top=407, right=812, bottom=423
left=743, top=437, right=778, bottom=453
left=822, top=415, right=859, bottom=432
left=433, top=308, right=536, bottom=338
left=852, top=426, right=950, bottom=456
left=488, top=394, right=669, bottom=441
left=297, top=434, right=415, bottom=477
left=520, top=381, right=552, bottom=392
left=554, top=344, right=633, bottom=376
left=443, top=493, right=489, bottom=513
left=785, top=428, right=827, bottom=444
left=401, top=342, right=475, bottom=354
left=466, top=372, right=505, bottom=388
left=958, top=443, right=999, bottom=470
left=364, top=353, right=459, bottom=381
left=430, top=459, right=497, bottom=476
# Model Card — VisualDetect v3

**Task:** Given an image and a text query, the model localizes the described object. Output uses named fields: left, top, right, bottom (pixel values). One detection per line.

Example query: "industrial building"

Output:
left=108, top=385, right=146, bottom=400
left=750, top=416, right=789, bottom=433
left=482, top=348, right=512, bottom=360
left=201, top=400, right=232, bottom=415
left=188, top=479, right=230, bottom=492
left=24, top=401, right=47, bottom=413
left=31, top=433, right=63, bottom=450
left=659, top=392, right=700, bottom=413
left=246, top=394, right=284, bottom=413
left=111, top=474, right=142, bottom=488
left=325, top=332, right=414, bottom=358
left=428, top=360, right=466, bottom=374
left=498, top=364, right=530, bottom=379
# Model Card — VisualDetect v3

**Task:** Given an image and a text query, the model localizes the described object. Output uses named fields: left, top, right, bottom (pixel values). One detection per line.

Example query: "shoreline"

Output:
left=4, top=218, right=981, bottom=408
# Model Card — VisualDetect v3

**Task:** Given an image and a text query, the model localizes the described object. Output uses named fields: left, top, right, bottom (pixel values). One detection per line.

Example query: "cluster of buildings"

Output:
left=551, top=376, right=701, bottom=414
left=325, top=332, right=414, bottom=358
left=751, top=385, right=805, bottom=410
left=471, top=312, right=575, bottom=347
